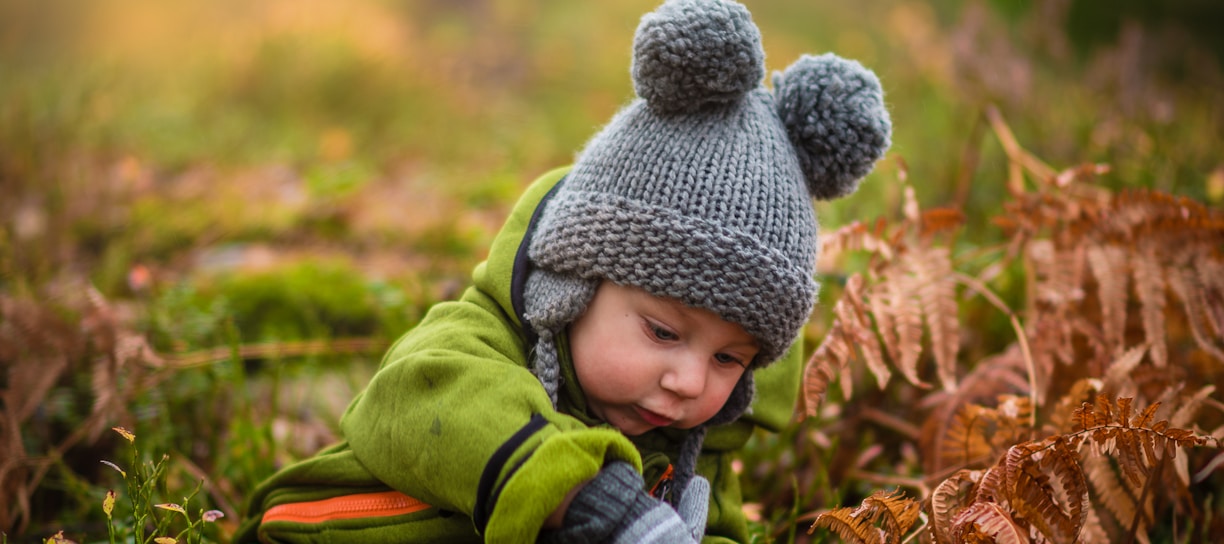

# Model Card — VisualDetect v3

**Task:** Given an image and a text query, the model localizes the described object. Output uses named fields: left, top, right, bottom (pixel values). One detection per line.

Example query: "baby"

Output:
left=235, top=0, right=890, bottom=542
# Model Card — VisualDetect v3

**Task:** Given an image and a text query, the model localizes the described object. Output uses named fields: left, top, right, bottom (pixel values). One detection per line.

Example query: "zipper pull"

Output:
left=649, top=463, right=675, bottom=501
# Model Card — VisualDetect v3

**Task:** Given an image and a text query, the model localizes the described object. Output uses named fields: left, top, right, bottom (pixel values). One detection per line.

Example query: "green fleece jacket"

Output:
left=234, top=167, right=803, bottom=543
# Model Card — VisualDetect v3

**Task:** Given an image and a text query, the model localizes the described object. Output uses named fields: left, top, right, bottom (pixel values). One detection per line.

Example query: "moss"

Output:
left=168, top=258, right=420, bottom=344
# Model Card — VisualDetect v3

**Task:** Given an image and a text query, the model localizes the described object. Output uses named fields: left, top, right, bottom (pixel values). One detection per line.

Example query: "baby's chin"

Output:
left=606, top=417, right=661, bottom=437
left=608, top=419, right=652, bottom=436
left=614, top=420, right=703, bottom=437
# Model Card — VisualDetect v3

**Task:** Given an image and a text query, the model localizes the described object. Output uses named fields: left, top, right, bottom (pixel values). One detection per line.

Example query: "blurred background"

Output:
left=2, top=0, right=1222, bottom=541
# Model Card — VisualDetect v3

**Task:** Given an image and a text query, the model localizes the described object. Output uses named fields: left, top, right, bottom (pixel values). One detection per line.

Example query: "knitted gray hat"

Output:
left=523, top=0, right=890, bottom=500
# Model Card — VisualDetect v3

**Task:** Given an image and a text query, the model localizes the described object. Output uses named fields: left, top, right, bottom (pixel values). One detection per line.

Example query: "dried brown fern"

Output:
left=1, top=280, right=386, bottom=533
left=804, top=173, right=966, bottom=417
left=929, top=469, right=979, bottom=542
left=1131, top=240, right=1168, bottom=368
left=914, top=395, right=1209, bottom=544
left=801, top=108, right=1224, bottom=543
left=0, top=283, right=161, bottom=532
left=800, top=274, right=866, bottom=416
left=950, top=501, right=1028, bottom=543
left=0, top=295, right=77, bottom=533
left=1168, top=262, right=1224, bottom=362
left=876, top=263, right=925, bottom=388
left=933, top=395, right=1035, bottom=476
left=810, top=488, right=920, bottom=544
left=940, top=404, right=996, bottom=472
left=1086, top=244, right=1129, bottom=353
left=1001, top=174, right=1224, bottom=378
left=920, top=346, right=1032, bottom=476
left=912, top=245, right=960, bottom=391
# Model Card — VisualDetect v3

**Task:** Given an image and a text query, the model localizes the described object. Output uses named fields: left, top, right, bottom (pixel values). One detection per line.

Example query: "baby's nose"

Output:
left=661, top=354, right=707, bottom=399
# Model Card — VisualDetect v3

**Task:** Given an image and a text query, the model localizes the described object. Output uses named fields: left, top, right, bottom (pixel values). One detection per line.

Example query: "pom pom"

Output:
left=773, top=53, right=892, bottom=200
left=631, top=0, right=764, bottom=114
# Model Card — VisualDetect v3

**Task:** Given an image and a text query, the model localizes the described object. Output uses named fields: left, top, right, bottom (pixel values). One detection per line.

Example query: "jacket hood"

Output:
left=471, top=166, right=571, bottom=343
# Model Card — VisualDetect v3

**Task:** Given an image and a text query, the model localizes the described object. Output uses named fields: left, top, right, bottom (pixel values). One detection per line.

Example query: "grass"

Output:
left=2, top=0, right=1221, bottom=541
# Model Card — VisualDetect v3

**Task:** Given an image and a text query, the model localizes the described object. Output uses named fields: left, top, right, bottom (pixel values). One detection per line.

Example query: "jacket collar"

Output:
left=509, top=175, right=566, bottom=349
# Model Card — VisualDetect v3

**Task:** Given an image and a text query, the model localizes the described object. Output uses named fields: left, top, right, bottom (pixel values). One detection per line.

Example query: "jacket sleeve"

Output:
left=339, top=286, right=641, bottom=542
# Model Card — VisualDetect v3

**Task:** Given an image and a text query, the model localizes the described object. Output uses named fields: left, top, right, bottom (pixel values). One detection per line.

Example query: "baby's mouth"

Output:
left=634, top=406, right=675, bottom=427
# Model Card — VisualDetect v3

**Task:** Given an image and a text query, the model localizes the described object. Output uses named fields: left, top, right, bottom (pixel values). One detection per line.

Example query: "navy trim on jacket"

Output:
left=509, top=175, right=566, bottom=349
left=473, top=414, right=549, bottom=534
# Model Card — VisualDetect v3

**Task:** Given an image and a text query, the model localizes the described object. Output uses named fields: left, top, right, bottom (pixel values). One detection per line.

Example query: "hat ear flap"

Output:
left=773, top=53, right=892, bottom=200
left=522, top=269, right=599, bottom=406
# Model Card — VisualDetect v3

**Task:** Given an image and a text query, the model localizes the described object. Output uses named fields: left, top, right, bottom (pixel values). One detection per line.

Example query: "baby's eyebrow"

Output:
left=640, top=293, right=690, bottom=319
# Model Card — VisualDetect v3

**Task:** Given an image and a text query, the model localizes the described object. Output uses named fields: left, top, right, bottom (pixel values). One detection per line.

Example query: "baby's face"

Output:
left=568, top=281, right=757, bottom=436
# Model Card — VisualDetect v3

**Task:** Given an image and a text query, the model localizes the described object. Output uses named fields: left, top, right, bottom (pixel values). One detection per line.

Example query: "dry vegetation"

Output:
left=802, top=109, right=1223, bottom=543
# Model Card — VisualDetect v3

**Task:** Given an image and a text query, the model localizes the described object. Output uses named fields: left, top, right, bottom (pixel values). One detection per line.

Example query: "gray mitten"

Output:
left=674, top=474, right=710, bottom=541
left=538, top=461, right=710, bottom=544
left=613, top=473, right=711, bottom=544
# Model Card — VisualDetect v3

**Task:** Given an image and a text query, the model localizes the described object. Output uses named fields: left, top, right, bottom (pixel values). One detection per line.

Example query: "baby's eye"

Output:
left=649, top=323, right=679, bottom=341
left=715, top=353, right=746, bottom=367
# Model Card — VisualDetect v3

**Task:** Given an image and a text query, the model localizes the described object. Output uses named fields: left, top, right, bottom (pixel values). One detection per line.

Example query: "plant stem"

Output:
left=860, top=406, right=921, bottom=440
left=952, top=271, right=1038, bottom=429
left=847, top=469, right=927, bottom=494
left=1125, top=447, right=1168, bottom=544
left=163, top=337, right=389, bottom=369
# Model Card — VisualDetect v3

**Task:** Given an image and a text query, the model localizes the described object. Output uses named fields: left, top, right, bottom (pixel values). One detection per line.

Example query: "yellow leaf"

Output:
left=155, top=503, right=186, bottom=514
left=43, top=531, right=78, bottom=544
left=154, top=538, right=178, bottom=544
left=112, top=426, right=136, bottom=443
left=103, top=490, right=116, bottom=518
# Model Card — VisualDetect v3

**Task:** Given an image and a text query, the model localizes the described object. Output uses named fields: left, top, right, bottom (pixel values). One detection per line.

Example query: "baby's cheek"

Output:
left=699, top=378, right=741, bottom=419
left=579, top=364, right=639, bottom=401
left=606, top=371, right=649, bottom=400
left=698, top=397, right=726, bottom=421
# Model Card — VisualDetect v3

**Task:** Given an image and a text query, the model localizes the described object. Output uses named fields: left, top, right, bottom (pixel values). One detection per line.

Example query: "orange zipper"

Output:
left=649, top=464, right=675, bottom=499
left=262, top=490, right=430, bottom=524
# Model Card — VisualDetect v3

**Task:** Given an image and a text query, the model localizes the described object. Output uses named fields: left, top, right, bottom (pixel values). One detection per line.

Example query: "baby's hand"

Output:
left=539, top=462, right=707, bottom=543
